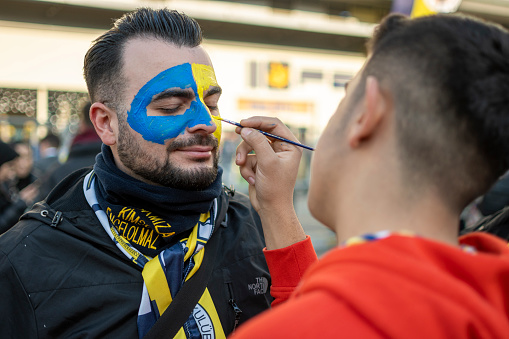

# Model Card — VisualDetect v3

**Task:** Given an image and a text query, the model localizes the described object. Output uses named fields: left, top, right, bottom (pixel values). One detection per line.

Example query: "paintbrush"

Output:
left=214, top=116, right=315, bottom=151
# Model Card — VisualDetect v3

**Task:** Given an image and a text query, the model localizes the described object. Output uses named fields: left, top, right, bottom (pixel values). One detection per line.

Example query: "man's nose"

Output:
left=186, top=100, right=217, bottom=134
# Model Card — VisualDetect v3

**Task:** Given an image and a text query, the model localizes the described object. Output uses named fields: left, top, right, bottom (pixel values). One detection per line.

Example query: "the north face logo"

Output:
left=248, top=277, right=268, bottom=295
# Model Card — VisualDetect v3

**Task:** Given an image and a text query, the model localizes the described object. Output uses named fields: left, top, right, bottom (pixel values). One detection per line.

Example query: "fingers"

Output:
left=235, top=116, right=302, bottom=165
left=239, top=117, right=300, bottom=143
left=235, top=135, right=254, bottom=166
left=239, top=128, right=278, bottom=164
left=238, top=154, right=257, bottom=185
left=232, top=116, right=304, bottom=215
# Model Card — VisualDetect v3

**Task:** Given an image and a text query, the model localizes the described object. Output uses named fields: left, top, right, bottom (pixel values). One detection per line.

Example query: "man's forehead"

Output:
left=122, top=38, right=213, bottom=84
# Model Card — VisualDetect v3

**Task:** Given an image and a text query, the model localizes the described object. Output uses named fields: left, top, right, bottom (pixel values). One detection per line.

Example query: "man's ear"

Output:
left=348, top=76, right=389, bottom=148
left=90, top=102, right=118, bottom=146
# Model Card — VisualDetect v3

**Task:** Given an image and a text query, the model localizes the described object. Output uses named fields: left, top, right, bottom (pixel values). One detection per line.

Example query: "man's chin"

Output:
left=165, top=163, right=219, bottom=190
left=123, top=149, right=219, bottom=189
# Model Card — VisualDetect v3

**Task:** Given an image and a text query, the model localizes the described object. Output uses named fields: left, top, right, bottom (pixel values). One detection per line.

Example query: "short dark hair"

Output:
left=358, top=14, right=509, bottom=209
left=83, top=7, right=203, bottom=108
left=41, top=133, right=60, bottom=148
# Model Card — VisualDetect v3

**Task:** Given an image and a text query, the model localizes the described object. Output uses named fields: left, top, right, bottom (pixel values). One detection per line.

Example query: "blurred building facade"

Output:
left=0, top=0, right=370, bottom=147
left=1, top=0, right=508, bottom=145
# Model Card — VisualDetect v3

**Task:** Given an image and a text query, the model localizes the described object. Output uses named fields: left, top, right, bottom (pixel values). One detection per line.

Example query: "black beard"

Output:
left=117, top=121, right=219, bottom=190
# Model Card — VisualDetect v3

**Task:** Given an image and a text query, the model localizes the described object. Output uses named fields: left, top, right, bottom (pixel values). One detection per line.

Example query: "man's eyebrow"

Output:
left=204, top=86, right=222, bottom=98
left=151, top=89, right=194, bottom=102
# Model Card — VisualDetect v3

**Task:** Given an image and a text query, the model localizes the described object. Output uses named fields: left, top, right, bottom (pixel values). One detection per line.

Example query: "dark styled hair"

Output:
left=359, top=14, right=509, bottom=209
left=83, top=7, right=202, bottom=108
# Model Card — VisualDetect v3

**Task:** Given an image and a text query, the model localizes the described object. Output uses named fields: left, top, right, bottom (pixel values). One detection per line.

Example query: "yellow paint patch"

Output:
left=192, top=63, right=222, bottom=144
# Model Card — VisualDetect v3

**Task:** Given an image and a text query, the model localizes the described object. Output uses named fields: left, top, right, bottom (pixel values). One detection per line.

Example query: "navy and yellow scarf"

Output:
left=85, top=146, right=226, bottom=338
left=93, top=145, right=222, bottom=256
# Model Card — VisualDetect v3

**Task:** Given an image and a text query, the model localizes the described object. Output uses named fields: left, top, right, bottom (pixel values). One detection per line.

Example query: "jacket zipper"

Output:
left=226, top=282, right=242, bottom=331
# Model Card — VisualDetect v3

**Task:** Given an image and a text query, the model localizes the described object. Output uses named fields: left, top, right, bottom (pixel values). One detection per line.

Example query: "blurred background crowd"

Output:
left=1, top=0, right=509, bottom=255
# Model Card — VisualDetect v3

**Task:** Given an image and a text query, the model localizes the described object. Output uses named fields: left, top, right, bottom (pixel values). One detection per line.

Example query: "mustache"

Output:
left=166, top=134, right=218, bottom=152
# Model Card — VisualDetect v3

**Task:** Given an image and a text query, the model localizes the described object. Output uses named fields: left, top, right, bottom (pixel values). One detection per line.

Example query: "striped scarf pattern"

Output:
left=83, top=171, right=220, bottom=338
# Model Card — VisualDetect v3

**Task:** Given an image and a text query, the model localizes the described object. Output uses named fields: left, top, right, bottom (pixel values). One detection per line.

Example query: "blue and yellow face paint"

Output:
left=126, top=62, right=222, bottom=145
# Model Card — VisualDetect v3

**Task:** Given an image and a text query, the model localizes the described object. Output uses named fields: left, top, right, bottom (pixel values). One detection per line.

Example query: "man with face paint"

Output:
left=0, top=8, right=309, bottom=338
left=117, top=61, right=223, bottom=190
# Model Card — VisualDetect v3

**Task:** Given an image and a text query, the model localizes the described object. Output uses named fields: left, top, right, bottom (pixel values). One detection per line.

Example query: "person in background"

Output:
left=0, top=141, right=38, bottom=233
left=0, top=8, right=306, bottom=338
left=10, top=141, right=37, bottom=191
left=460, top=170, right=509, bottom=231
left=0, top=140, right=19, bottom=211
left=460, top=170, right=509, bottom=241
left=33, top=132, right=60, bottom=178
left=37, top=101, right=102, bottom=199
left=231, top=13, right=509, bottom=338
left=477, top=171, right=509, bottom=216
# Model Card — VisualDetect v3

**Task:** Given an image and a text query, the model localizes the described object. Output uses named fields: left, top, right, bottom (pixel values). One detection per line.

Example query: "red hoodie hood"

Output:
left=296, top=232, right=509, bottom=338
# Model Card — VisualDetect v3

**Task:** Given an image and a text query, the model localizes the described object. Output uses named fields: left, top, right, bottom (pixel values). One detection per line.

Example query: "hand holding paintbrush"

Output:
left=213, top=116, right=315, bottom=151
left=229, top=115, right=308, bottom=249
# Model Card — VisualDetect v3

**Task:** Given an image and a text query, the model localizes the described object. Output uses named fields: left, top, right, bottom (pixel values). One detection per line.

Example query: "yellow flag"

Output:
left=411, top=0, right=462, bottom=18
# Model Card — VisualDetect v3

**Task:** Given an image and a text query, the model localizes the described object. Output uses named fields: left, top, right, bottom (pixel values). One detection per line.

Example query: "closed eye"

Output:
left=157, top=104, right=187, bottom=114
left=204, top=86, right=221, bottom=115
left=148, top=88, right=194, bottom=116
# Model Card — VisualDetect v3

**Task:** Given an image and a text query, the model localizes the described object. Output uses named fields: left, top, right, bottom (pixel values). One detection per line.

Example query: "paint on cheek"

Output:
left=192, top=63, right=222, bottom=144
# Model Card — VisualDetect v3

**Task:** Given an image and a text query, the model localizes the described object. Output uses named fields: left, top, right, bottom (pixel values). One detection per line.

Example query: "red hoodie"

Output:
left=233, top=232, right=509, bottom=338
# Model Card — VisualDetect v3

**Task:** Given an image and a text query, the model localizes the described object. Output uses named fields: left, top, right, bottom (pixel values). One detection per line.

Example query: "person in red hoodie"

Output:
left=231, top=13, right=509, bottom=338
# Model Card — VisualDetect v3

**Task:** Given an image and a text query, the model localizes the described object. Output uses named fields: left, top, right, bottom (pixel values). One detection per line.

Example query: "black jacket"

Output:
left=0, top=177, right=36, bottom=234
left=478, top=174, right=509, bottom=216
left=0, top=168, right=271, bottom=338
left=461, top=204, right=509, bottom=241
